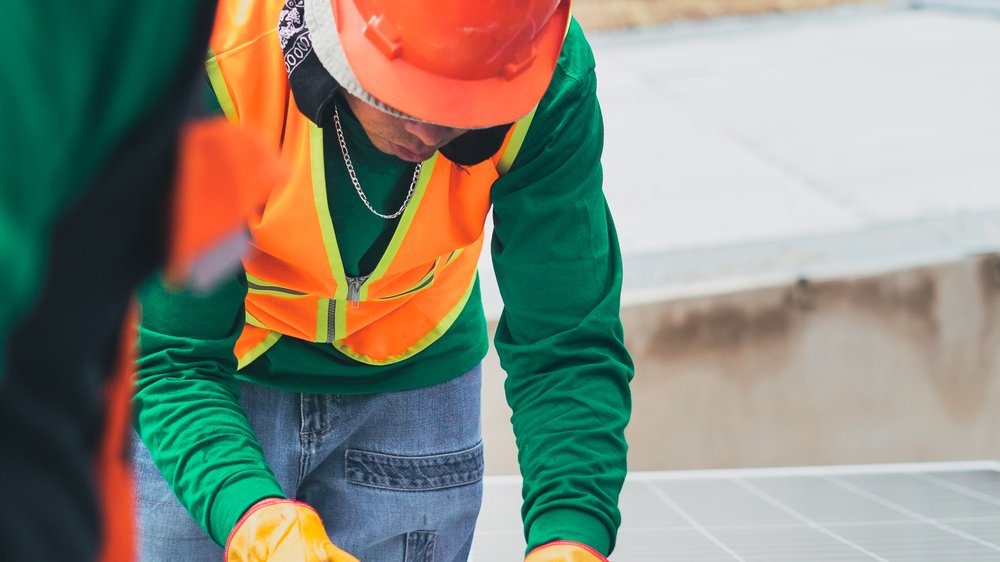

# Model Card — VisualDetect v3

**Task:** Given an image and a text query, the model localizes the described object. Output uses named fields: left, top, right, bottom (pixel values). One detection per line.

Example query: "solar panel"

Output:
left=471, top=461, right=1000, bottom=561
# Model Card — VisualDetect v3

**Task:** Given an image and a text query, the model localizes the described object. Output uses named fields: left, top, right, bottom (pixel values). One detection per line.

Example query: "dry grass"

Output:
left=573, top=0, right=884, bottom=31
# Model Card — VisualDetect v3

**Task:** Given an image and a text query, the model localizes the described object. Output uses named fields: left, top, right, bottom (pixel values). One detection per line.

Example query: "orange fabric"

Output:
left=525, top=541, right=610, bottom=562
left=95, top=306, right=137, bottom=562
left=210, top=0, right=520, bottom=364
left=164, top=117, right=285, bottom=287
left=233, top=323, right=274, bottom=362
left=332, top=0, right=570, bottom=127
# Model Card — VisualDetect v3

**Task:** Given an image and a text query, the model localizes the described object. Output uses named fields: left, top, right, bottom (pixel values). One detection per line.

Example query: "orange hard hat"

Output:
left=308, top=0, right=571, bottom=128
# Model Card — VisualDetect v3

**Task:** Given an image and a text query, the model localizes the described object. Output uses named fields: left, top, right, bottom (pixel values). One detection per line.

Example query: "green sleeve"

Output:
left=490, top=20, right=634, bottom=556
left=134, top=270, right=286, bottom=545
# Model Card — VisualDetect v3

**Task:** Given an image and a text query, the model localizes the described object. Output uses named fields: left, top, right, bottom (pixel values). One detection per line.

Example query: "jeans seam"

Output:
left=299, top=394, right=343, bottom=439
left=348, top=478, right=484, bottom=493
left=297, top=392, right=309, bottom=486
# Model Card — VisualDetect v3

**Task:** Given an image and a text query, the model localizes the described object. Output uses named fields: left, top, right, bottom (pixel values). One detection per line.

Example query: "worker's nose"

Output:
left=404, top=120, right=460, bottom=149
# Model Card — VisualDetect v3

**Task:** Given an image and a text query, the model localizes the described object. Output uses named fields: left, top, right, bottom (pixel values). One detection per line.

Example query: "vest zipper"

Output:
left=326, top=276, right=369, bottom=343
left=326, top=300, right=336, bottom=343
left=346, top=275, right=370, bottom=308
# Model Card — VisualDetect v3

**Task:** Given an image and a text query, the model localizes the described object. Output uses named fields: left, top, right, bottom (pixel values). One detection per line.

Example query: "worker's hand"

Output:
left=225, top=498, right=359, bottom=562
left=525, top=541, right=610, bottom=562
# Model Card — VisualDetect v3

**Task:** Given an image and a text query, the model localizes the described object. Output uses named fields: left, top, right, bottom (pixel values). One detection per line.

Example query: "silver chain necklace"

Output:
left=333, top=105, right=421, bottom=220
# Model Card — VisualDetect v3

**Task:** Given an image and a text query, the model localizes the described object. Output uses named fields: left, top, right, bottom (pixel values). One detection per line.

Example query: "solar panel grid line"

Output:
left=910, top=472, right=1000, bottom=508
left=616, top=529, right=744, bottom=561
left=642, top=480, right=749, bottom=561
left=732, top=478, right=891, bottom=561
left=823, top=526, right=997, bottom=547
left=637, top=519, right=924, bottom=531
left=818, top=516, right=1000, bottom=529
left=822, top=474, right=1000, bottom=554
left=944, top=521, right=1000, bottom=548
left=655, top=481, right=804, bottom=526
left=619, top=461, right=1000, bottom=481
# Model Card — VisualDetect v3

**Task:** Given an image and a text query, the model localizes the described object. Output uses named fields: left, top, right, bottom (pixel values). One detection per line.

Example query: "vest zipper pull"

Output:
left=347, top=275, right=369, bottom=308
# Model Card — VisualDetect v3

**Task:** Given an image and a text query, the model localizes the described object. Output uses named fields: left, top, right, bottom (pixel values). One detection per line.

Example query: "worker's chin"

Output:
left=388, top=141, right=435, bottom=163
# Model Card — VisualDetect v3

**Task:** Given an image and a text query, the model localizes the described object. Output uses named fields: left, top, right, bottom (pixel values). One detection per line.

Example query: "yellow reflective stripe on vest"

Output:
left=205, top=48, right=239, bottom=122
left=358, top=154, right=438, bottom=302
left=332, top=274, right=477, bottom=365
left=310, top=124, right=351, bottom=343
left=496, top=108, right=537, bottom=176
left=237, top=330, right=281, bottom=370
left=309, top=124, right=349, bottom=301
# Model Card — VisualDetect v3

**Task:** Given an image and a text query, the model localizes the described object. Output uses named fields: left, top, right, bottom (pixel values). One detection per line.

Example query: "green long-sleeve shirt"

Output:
left=135, top=18, right=633, bottom=556
left=0, top=2, right=200, bottom=379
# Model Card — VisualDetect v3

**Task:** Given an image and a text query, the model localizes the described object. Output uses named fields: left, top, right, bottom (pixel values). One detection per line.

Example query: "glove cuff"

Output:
left=526, top=540, right=610, bottom=562
left=225, top=498, right=314, bottom=555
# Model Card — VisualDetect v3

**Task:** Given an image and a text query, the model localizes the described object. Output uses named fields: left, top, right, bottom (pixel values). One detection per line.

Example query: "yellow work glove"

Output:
left=225, top=498, right=359, bottom=562
left=525, top=541, right=610, bottom=562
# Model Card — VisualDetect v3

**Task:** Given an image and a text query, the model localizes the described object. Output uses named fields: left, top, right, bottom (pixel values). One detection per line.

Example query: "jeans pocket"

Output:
left=345, top=441, right=484, bottom=491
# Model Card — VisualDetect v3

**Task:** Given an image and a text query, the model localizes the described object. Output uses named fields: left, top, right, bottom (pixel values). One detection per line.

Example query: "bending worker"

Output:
left=133, top=0, right=634, bottom=560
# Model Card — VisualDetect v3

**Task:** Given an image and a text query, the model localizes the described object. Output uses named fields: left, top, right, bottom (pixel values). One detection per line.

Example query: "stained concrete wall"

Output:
left=482, top=254, right=1000, bottom=475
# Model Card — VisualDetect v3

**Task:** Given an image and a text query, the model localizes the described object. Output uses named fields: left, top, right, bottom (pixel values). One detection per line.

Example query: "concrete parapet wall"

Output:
left=482, top=254, right=1000, bottom=475
left=572, top=0, right=881, bottom=31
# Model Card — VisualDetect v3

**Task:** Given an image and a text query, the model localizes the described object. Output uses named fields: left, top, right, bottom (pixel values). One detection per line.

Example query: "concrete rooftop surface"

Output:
left=479, top=0, right=1000, bottom=316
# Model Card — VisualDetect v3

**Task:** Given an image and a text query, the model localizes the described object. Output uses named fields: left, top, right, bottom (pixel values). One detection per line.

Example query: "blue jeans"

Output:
left=133, top=365, right=484, bottom=562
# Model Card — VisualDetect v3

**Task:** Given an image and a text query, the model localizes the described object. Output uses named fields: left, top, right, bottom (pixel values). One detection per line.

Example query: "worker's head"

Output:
left=281, top=0, right=569, bottom=163
left=339, top=92, right=467, bottom=162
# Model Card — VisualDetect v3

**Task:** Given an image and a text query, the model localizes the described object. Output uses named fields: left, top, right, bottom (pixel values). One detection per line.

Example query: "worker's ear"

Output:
left=439, top=123, right=513, bottom=167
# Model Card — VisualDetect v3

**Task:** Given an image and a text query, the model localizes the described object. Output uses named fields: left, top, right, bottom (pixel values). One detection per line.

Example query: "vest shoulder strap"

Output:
left=495, top=107, right=537, bottom=176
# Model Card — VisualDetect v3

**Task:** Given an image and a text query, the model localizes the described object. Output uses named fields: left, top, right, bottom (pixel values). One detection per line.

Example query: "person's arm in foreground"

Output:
left=135, top=272, right=357, bottom=562
left=492, top=21, right=634, bottom=561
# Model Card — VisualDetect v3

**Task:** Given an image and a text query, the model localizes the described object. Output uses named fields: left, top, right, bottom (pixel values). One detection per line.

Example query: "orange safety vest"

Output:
left=207, top=0, right=534, bottom=366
